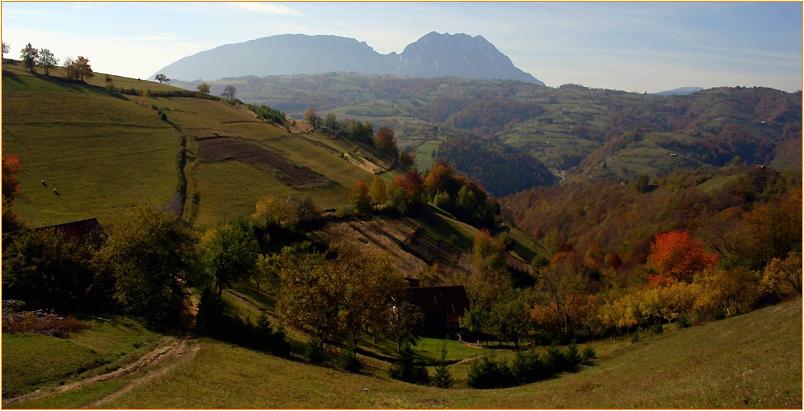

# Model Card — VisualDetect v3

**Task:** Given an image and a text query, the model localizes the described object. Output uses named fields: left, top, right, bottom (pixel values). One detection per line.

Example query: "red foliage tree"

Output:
left=2, top=153, right=21, bottom=200
left=2, top=153, right=22, bottom=232
left=398, top=170, right=424, bottom=200
left=648, top=230, right=718, bottom=284
left=373, top=127, right=398, bottom=156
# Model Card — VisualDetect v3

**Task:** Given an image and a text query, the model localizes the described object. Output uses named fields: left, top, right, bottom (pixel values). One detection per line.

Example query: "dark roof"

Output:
left=404, top=285, right=469, bottom=316
left=34, top=218, right=103, bottom=243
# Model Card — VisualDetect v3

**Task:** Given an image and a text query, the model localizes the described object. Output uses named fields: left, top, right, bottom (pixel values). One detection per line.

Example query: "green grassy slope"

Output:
left=21, top=299, right=794, bottom=409
left=130, top=95, right=376, bottom=227
left=3, top=63, right=182, bottom=227
left=3, top=64, right=383, bottom=229
left=2, top=318, right=159, bottom=398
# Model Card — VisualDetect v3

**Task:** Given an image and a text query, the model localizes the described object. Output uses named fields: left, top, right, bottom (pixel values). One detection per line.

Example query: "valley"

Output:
left=1, top=10, right=801, bottom=409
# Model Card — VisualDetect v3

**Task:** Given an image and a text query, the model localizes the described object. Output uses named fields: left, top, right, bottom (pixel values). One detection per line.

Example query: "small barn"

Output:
left=33, top=218, right=104, bottom=244
left=404, top=284, right=469, bottom=336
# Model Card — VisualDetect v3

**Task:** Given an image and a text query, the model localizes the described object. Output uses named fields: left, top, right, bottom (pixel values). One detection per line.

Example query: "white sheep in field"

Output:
left=40, top=179, right=47, bottom=186
left=52, top=187, right=59, bottom=195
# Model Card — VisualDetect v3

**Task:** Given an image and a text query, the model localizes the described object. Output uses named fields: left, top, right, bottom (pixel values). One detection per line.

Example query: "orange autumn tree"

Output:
left=373, top=127, right=398, bottom=156
left=350, top=180, right=372, bottom=214
left=2, top=153, right=21, bottom=199
left=648, top=230, right=718, bottom=285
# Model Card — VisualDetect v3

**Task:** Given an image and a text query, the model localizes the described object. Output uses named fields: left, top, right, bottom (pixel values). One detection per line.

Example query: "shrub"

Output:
left=195, top=287, right=225, bottom=334
left=510, top=350, right=549, bottom=384
left=467, top=356, right=513, bottom=389
left=195, top=289, right=290, bottom=356
left=389, top=345, right=429, bottom=384
left=431, top=344, right=454, bottom=388
left=544, top=346, right=567, bottom=371
left=337, top=344, right=362, bottom=372
left=306, top=336, right=326, bottom=364
left=564, top=343, right=582, bottom=371
left=254, top=314, right=290, bottom=356
left=581, top=347, right=597, bottom=364
left=760, top=252, right=802, bottom=301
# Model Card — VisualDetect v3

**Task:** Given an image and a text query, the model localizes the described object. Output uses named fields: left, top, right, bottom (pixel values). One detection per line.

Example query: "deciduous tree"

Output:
left=36, top=48, right=57, bottom=75
left=373, top=127, right=399, bottom=156
left=221, top=85, right=236, bottom=101
left=648, top=230, right=718, bottom=284
left=201, top=219, right=259, bottom=295
left=3, top=228, right=96, bottom=311
left=277, top=251, right=404, bottom=355
left=369, top=176, right=388, bottom=207
left=20, top=43, right=38, bottom=72
left=350, top=180, right=372, bottom=214
left=303, top=108, right=320, bottom=130
left=98, top=204, right=198, bottom=326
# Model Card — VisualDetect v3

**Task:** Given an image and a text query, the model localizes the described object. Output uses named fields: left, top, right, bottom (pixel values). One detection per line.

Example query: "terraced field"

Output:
left=3, top=63, right=383, bottom=229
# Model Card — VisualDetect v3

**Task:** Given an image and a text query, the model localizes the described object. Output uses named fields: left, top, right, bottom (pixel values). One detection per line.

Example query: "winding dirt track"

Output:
left=3, top=337, right=197, bottom=407
left=82, top=341, right=200, bottom=408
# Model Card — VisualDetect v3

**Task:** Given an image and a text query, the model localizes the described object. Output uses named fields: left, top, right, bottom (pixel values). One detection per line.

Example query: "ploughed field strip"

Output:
left=196, top=137, right=332, bottom=188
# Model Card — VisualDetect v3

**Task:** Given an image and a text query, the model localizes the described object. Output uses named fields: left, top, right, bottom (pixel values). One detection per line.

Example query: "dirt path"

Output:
left=3, top=337, right=192, bottom=406
left=223, top=289, right=282, bottom=320
left=82, top=341, right=200, bottom=408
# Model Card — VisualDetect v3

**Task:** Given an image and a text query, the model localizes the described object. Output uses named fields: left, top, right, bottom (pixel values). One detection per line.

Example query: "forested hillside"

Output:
left=171, top=74, right=801, bottom=195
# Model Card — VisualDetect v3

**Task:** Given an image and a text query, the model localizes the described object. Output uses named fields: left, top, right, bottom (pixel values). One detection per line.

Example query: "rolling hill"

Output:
left=1, top=60, right=542, bottom=278
left=170, top=74, right=801, bottom=195
left=2, top=62, right=385, bottom=228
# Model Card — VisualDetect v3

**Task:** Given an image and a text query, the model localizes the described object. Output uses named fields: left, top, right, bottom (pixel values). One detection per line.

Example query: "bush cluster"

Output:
left=467, top=345, right=594, bottom=389
left=195, top=288, right=290, bottom=356
left=247, top=103, right=285, bottom=125
left=388, top=345, right=429, bottom=384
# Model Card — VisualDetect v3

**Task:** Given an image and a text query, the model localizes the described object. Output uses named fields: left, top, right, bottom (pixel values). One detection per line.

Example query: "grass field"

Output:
left=130, top=95, right=377, bottom=228
left=5, top=294, right=799, bottom=408
left=3, top=63, right=382, bottom=229
left=3, top=63, right=182, bottom=227
left=2, top=317, right=159, bottom=398
left=29, top=298, right=792, bottom=409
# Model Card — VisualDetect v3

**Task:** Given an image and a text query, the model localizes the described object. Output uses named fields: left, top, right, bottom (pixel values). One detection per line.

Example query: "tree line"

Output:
left=303, top=109, right=414, bottom=167
left=12, top=42, right=93, bottom=80
left=346, top=161, right=501, bottom=229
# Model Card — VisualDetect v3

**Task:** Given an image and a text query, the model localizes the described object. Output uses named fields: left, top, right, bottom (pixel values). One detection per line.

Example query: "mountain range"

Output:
left=155, top=32, right=543, bottom=84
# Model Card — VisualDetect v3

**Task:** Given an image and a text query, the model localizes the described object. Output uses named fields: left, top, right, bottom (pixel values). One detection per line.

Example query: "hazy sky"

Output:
left=2, top=2, right=801, bottom=92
